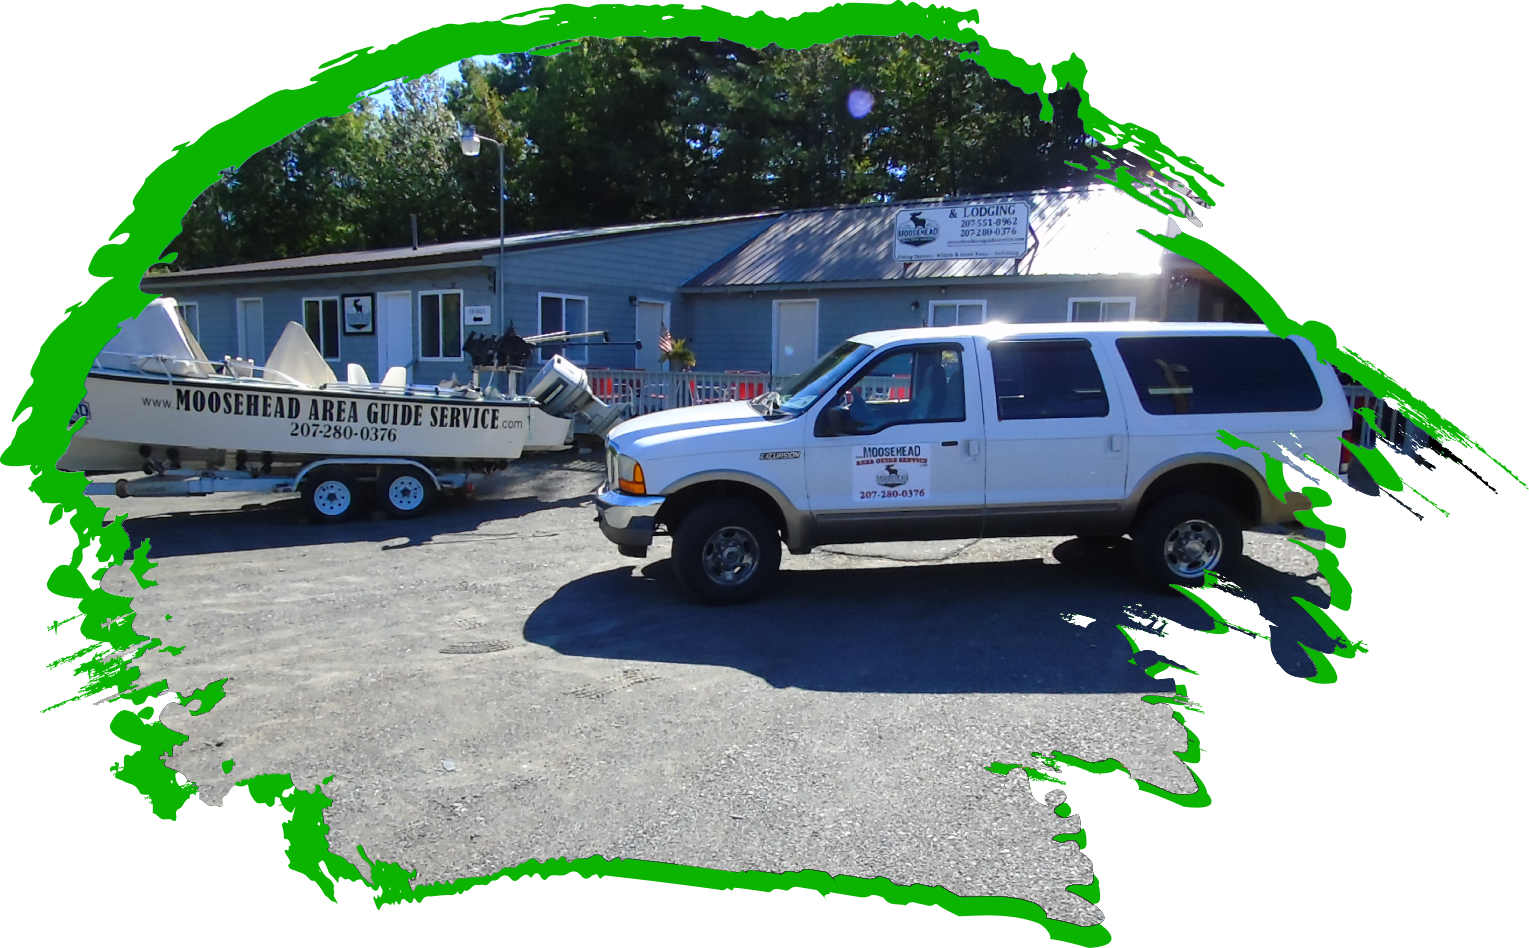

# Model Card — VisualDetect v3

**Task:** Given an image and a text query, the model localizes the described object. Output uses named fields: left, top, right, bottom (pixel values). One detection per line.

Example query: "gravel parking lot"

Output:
left=100, top=452, right=1332, bottom=928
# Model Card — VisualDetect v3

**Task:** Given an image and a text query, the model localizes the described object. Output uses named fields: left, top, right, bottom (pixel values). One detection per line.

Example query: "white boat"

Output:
left=63, top=298, right=626, bottom=521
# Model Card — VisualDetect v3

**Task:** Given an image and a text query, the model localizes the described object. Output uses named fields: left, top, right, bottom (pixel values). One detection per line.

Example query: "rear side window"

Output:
left=1115, top=335, right=1322, bottom=415
left=989, top=339, right=1109, bottom=420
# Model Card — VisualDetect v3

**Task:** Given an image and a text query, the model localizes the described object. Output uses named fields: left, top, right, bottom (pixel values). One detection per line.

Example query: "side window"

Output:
left=989, top=339, right=1109, bottom=420
left=817, top=344, right=965, bottom=437
left=1114, top=335, right=1323, bottom=415
left=302, top=297, right=340, bottom=360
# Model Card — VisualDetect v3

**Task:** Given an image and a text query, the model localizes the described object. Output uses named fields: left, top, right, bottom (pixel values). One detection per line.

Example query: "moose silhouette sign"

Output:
left=893, top=200, right=1030, bottom=261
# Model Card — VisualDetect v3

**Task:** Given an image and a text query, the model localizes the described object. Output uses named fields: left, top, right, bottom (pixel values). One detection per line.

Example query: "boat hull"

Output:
left=61, top=371, right=535, bottom=473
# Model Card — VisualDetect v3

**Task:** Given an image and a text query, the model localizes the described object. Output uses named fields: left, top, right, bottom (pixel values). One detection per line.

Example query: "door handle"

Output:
left=964, top=439, right=981, bottom=458
left=1109, top=434, right=1124, bottom=452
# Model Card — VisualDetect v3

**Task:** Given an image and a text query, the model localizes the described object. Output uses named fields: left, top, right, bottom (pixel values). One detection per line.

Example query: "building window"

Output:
left=929, top=300, right=986, bottom=327
left=173, top=302, right=200, bottom=338
left=1068, top=297, right=1135, bottom=322
left=302, top=298, right=341, bottom=360
left=538, top=293, right=589, bottom=363
left=420, top=290, right=464, bottom=361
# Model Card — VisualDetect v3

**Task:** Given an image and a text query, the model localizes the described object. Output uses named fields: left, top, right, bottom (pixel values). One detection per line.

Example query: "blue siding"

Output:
left=682, top=276, right=1168, bottom=373
left=152, top=218, right=774, bottom=379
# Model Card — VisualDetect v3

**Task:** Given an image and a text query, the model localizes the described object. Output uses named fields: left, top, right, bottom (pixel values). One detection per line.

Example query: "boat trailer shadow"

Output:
left=120, top=494, right=591, bottom=558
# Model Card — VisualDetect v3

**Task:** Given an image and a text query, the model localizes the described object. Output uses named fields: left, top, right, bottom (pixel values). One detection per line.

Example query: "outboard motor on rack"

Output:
left=525, top=354, right=630, bottom=438
left=465, top=327, right=635, bottom=438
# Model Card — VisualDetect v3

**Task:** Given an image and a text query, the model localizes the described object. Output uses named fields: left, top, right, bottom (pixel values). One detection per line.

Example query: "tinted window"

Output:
left=989, top=339, right=1109, bottom=420
left=819, top=344, right=965, bottom=436
left=1115, top=336, right=1322, bottom=415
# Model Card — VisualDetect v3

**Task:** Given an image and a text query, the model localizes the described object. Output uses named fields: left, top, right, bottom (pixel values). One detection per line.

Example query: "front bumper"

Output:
left=595, top=485, right=666, bottom=550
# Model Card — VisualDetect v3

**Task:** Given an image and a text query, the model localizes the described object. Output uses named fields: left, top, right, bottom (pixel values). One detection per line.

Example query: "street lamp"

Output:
left=459, top=124, right=505, bottom=351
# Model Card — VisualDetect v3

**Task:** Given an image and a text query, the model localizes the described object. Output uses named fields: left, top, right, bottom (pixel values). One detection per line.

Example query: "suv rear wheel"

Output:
left=671, top=499, right=782, bottom=605
left=1130, top=493, right=1243, bottom=589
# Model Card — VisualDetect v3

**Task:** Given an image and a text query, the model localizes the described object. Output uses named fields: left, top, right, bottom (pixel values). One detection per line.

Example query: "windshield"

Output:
left=761, top=341, right=872, bottom=416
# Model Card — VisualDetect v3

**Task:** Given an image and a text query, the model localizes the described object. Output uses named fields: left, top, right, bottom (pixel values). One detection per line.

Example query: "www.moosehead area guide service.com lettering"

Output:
left=155, top=385, right=522, bottom=432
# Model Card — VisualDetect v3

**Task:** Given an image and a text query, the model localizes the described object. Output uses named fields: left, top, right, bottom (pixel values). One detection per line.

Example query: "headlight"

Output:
left=616, top=454, right=646, bottom=495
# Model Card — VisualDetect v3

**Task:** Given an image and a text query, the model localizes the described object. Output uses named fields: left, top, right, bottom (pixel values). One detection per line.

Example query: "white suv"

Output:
left=596, top=323, right=1349, bottom=604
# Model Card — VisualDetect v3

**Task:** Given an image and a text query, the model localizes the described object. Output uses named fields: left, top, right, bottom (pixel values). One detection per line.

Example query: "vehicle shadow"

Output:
left=524, top=536, right=1339, bottom=695
left=120, top=494, right=591, bottom=558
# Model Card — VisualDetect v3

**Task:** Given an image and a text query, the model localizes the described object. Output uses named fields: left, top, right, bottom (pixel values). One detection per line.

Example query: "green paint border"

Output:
left=6, top=1, right=1508, bottom=940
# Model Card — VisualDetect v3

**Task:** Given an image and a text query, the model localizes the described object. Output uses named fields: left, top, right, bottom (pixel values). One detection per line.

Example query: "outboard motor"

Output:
left=526, top=355, right=629, bottom=437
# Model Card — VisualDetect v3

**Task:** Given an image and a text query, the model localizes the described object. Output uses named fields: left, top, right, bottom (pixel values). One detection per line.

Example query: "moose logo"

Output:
left=875, top=463, right=910, bottom=488
left=896, top=209, right=939, bottom=247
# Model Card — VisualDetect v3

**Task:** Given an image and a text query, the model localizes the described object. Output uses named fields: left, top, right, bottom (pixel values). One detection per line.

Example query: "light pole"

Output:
left=459, top=125, right=505, bottom=344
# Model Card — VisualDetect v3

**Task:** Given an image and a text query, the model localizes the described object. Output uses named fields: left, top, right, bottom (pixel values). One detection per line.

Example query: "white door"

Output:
left=773, top=300, right=818, bottom=377
left=235, top=298, right=264, bottom=360
left=377, top=291, right=414, bottom=382
left=635, top=300, right=666, bottom=371
left=804, top=340, right=986, bottom=543
left=979, top=337, right=1128, bottom=534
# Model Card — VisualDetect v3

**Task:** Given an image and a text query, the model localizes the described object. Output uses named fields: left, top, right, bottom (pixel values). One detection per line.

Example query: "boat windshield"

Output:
left=752, top=341, right=872, bottom=417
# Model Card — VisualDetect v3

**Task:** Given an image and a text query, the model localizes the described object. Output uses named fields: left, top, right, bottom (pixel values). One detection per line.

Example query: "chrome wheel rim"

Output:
left=701, top=525, right=760, bottom=586
left=388, top=475, right=427, bottom=511
left=312, top=479, right=352, bottom=517
left=1162, top=518, right=1223, bottom=578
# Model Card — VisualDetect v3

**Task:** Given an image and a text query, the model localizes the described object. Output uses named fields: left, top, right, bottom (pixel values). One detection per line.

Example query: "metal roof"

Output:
left=143, top=211, right=783, bottom=283
left=684, top=186, right=1171, bottom=289
left=847, top=320, right=1278, bottom=349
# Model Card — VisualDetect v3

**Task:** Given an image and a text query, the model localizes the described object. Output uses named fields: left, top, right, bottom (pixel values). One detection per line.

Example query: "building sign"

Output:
left=342, top=294, right=374, bottom=334
left=893, top=201, right=1030, bottom=261
left=465, top=305, right=492, bottom=326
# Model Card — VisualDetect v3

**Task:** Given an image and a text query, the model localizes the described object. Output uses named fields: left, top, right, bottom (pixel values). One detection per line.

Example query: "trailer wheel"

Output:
left=302, top=468, right=360, bottom=524
left=379, top=467, right=436, bottom=518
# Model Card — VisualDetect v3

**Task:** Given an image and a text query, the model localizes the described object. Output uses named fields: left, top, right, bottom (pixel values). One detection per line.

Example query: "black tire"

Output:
left=1130, top=493, right=1244, bottom=589
left=377, top=467, right=436, bottom=519
left=670, top=499, right=782, bottom=605
left=302, top=467, right=361, bottom=525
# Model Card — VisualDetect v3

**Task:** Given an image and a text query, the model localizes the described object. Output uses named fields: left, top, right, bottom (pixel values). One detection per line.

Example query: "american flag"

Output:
left=658, top=323, right=674, bottom=354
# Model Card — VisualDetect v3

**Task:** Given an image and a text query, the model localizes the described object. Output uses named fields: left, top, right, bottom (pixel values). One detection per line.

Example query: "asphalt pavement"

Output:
left=97, top=452, right=1333, bottom=928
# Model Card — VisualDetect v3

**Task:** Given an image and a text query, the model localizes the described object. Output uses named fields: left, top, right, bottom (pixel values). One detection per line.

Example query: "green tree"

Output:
left=169, top=107, right=376, bottom=268
left=363, top=73, right=477, bottom=247
left=168, top=35, right=1104, bottom=270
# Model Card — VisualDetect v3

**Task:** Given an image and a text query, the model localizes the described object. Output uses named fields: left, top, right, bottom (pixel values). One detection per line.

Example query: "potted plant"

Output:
left=661, top=337, right=697, bottom=371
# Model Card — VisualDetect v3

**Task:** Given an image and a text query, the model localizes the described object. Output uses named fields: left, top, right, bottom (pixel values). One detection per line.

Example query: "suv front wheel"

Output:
left=1130, top=493, right=1243, bottom=589
left=671, top=499, right=782, bottom=605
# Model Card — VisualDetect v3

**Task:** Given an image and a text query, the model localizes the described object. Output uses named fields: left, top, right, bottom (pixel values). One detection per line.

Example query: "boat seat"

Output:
left=380, top=366, right=408, bottom=390
left=347, top=363, right=370, bottom=385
